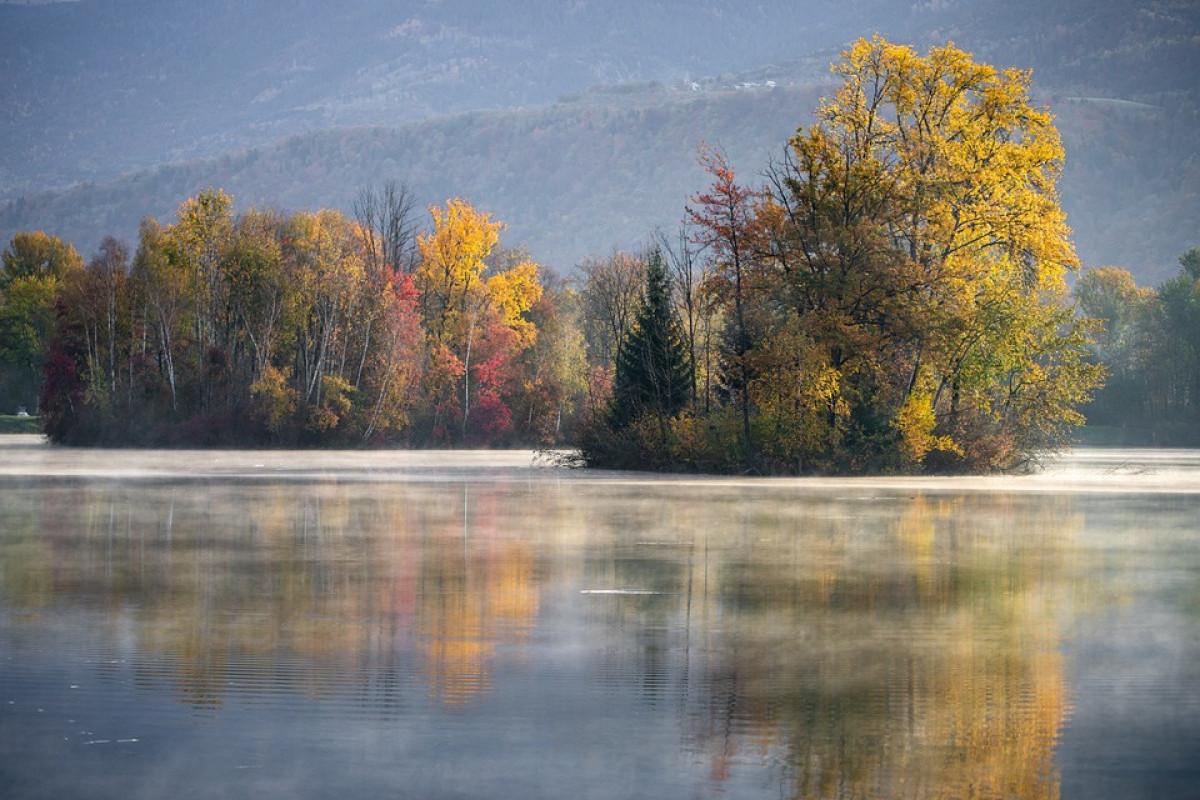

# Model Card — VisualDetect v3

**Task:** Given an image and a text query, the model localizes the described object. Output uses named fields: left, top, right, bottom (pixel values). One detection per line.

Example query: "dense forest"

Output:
left=2, top=39, right=1199, bottom=470
left=583, top=38, right=1107, bottom=474
left=1076, top=250, right=1200, bottom=446
left=3, top=189, right=590, bottom=448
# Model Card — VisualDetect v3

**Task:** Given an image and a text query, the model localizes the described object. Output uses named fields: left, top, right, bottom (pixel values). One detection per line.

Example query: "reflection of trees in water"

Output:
left=0, top=489, right=54, bottom=608
left=1, top=482, right=541, bottom=711
left=3, top=478, right=1079, bottom=794
left=416, top=487, right=541, bottom=708
left=590, top=490, right=1079, bottom=800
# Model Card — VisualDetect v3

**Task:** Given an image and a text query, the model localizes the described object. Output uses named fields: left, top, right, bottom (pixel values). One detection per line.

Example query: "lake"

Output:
left=1, top=436, right=1198, bottom=799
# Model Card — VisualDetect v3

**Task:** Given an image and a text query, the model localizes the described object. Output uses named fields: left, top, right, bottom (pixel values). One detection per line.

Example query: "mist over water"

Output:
left=1, top=437, right=1198, bottom=798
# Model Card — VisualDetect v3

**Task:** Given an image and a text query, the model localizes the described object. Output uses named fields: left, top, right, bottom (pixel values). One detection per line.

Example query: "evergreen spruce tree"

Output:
left=610, top=248, right=692, bottom=428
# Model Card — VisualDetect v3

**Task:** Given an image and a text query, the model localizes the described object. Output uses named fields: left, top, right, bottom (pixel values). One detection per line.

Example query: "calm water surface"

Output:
left=1, top=437, right=1198, bottom=799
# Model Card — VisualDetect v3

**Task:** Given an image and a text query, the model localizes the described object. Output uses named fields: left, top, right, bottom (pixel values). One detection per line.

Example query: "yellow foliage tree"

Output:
left=485, top=259, right=543, bottom=349
left=286, top=209, right=366, bottom=410
left=413, top=200, right=545, bottom=442
left=0, top=231, right=83, bottom=412
left=760, top=36, right=1103, bottom=471
left=415, top=198, right=502, bottom=346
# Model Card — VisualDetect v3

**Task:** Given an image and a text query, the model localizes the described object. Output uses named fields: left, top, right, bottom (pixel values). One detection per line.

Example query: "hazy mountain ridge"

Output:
left=8, top=0, right=1190, bottom=195
left=0, top=0, right=919, bottom=195
left=4, top=74, right=1195, bottom=281
left=0, top=81, right=827, bottom=269
left=1, top=0, right=1197, bottom=280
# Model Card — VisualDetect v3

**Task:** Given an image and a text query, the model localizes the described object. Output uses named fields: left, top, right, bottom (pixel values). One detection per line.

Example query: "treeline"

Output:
left=6, top=38, right=1197, bottom=470
left=6, top=188, right=594, bottom=447
left=1076, top=249, right=1200, bottom=444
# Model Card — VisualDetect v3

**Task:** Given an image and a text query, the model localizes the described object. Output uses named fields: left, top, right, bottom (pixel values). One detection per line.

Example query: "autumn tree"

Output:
left=416, top=199, right=502, bottom=345
left=130, top=217, right=186, bottom=413
left=509, top=271, right=589, bottom=444
left=222, top=209, right=291, bottom=388
left=414, top=198, right=499, bottom=439
left=413, top=200, right=545, bottom=443
left=41, top=237, right=159, bottom=443
left=0, top=231, right=83, bottom=414
left=353, top=269, right=422, bottom=443
left=352, top=181, right=419, bottom=400
left=73, top=238, right=134, bottom=416
left=474, top=251, right=543, bottom=440
left=578, top=250, right=646, bottom=370
left=760, top=37, right=1102, bottom=472
left=687, top=144, right=764, bottom=460
left=165, top=187, right=235, bottom=413
left=288, top=211, right=354, bottom=413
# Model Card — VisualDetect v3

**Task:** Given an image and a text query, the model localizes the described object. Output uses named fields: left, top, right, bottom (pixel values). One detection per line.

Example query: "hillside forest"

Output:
left=2, top=39, right=1198, bottom=471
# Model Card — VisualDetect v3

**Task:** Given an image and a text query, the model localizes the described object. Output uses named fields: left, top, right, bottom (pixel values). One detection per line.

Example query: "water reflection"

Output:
left=2, top=481, right=544, bottom=715
left=1, top=447, right=1199, bottom=799
left=576, top=489, right=1078, bottom=799
left=416, top=486, right=541, bottom=708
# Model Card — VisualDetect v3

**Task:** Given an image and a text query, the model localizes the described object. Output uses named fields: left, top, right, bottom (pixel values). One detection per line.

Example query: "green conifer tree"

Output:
left=610, top=248, right=692, bottom=428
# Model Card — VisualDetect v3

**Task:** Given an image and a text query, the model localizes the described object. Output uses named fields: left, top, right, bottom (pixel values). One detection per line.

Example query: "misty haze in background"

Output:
left=1, top=0, right=1197, bottom=279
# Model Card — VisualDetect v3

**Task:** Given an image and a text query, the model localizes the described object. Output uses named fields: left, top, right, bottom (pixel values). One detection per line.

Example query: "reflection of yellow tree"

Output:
left=415, top=490, right=540, bottom=708
left=673, top=491, right=1080, bottom=800
left=896, top=496, right=1074, bottom=800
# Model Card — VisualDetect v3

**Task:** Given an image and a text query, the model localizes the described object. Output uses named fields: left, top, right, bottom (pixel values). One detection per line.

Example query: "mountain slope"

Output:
left=5, top=0, right=1196, bottom=197
left=0, top=0, right=922, bottom=196
left=0, top=82, right=825, bottom=267
left=3, top=76, right=1195, bottom=281
left=1, top=0, right=1197, bottom=281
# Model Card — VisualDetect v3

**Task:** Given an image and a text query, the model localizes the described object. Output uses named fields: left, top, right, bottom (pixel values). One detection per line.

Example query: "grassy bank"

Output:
left=0, top=415, right=41, bottom=434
